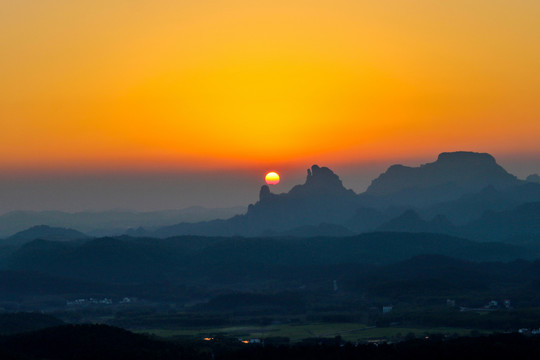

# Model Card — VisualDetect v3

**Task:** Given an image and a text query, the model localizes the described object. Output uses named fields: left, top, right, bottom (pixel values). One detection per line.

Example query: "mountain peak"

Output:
left=436, top=151, right=496, bottom=164
left=303, top=165, right=345, bottom=190
left=242, top=165, right=359, bottom=233
left=307, top=164, right=336, bottom=179
left=259, top=184, right=272, bottom=201
left=365, top=151, right=520, bottom=205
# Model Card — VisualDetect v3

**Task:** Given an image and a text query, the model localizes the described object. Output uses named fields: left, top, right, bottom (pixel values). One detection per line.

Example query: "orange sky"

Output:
left=1, top=0, right=540, bottom=175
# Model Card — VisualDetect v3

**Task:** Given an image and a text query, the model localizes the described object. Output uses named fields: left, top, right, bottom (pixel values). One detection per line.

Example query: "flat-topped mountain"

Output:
left=364, top=152, right=520, bottom=206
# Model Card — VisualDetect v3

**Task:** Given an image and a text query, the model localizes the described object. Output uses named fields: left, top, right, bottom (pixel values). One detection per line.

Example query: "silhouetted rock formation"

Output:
left=138, top=152, right=540, bottom=238
left=148, top=165, right=360, bottom=237
left=304, top=165, right=346, bottom=192
left=259, top=184, right=272, bottom=201
left=364, top=152, right=520, bottom=207
left=245, top=165, right=359, bottom=233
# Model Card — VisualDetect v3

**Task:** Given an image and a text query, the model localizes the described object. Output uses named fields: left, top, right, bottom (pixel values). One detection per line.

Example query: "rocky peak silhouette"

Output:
left=139, top=153, right=539, bottom=237
left=366, top=151, right=519, bottom=201
left=259, top=184, right=272, bottom=201
left=307, top=165, right=339, bottom=182
left=245, top=165, right=359, bottom=232
left=256, top=165, right=354, bottom=205
left=305, top=165, right=344, bottom=189
left=285, top=165, right=354, bottom=199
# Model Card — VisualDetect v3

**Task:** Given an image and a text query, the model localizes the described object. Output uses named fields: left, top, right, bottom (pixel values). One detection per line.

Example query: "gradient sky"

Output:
left=1, top=1, right=539, bottom=213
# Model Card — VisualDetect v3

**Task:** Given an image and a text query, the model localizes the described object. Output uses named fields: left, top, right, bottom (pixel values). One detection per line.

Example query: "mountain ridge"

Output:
left=7, top=151, right=537, bottom=239
left=364, top=151, right=521, bottom=207
left=139, top=151, right=536, bottom=238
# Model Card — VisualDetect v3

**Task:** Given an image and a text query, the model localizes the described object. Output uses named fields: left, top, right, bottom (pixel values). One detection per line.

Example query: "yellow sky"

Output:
left=1, top=0, right=539, bottom=173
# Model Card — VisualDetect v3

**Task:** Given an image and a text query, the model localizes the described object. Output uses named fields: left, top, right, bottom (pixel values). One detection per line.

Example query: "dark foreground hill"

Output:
left=0, top=324, right=205, bottom=360
left=2, top=324, right=540, bottom=360
left=222, top=333, right=540, bottom=360
left=0, top=312, right=64, bottom=335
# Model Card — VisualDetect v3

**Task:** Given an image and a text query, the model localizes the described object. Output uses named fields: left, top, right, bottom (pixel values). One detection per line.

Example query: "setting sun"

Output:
left=265, top=172, right=280, bottom=185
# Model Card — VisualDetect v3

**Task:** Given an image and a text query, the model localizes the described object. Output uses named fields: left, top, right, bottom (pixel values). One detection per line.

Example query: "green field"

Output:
left=138, top=323, right=484, bottom=343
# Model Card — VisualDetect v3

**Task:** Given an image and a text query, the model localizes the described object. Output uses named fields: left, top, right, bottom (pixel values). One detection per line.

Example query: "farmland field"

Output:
left=138, top=323, right=485, bottom=343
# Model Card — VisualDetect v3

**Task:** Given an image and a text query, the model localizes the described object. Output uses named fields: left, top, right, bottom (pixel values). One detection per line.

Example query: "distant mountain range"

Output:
left=363, top=151, right=521, bottom=206
left=128, top=151, right=540, bottom=239
left=3, top=233, right=535, bottom=286
left=3, top=151, right=540, bottom=242
left=0, top=206, right=246, bottom=238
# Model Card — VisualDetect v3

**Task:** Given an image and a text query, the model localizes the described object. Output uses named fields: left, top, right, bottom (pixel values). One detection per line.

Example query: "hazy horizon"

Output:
left=1, top=151, right=538, bottom=215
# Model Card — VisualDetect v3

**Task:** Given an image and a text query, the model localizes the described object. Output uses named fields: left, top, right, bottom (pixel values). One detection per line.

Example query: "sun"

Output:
left=265, top=172, right=280, bottom=185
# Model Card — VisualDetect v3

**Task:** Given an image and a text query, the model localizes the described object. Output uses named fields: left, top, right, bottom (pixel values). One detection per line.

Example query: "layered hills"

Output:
left=128, top=151, right=540, bottom=239
left=0, top=207, right=245, bottom=238
left=3, top=233, right=534, bottom=285
left=141, top=165, right=360, bottom=237
left=3, top=151, right=539, bottom=241
left=2, top=151, right=540, bottom=349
